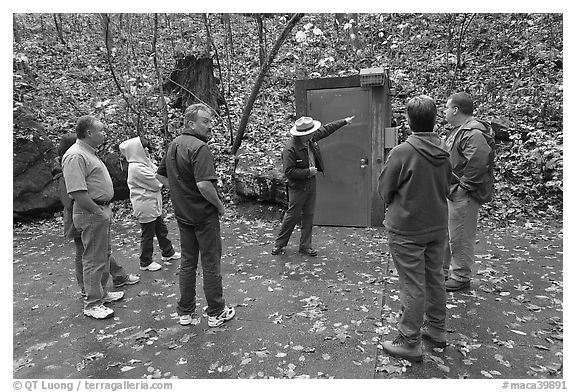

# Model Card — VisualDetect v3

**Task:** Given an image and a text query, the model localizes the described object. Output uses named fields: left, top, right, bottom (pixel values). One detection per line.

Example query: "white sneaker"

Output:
left=162, top=252, right=181, bottom=261
left=179, top=314, right=195, bottom=326
left=103, top=291, right=125, bottom=303
left=84, top=304, right=114, bottom=319
left=208, top=306, right=236, bottom=327
left=140, top=261, right=162, bottom=271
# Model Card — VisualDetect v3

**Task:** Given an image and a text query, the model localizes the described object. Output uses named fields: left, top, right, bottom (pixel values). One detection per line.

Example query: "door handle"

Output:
left=360, top=158, right=368, bottom=169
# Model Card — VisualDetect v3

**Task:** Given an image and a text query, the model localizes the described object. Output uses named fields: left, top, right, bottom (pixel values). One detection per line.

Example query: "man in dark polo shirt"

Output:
left=157, top=103, right=235, bottom=328
left=62, top=115, right=127, bottom=320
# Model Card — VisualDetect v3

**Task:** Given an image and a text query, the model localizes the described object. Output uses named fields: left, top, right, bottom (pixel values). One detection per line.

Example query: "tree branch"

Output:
left=101, top=13, right=140, bottom=118
left=203, top=13, right=235, bottom=145
left=231, top=13, right=304, bottom=155
left=153, top=13, right=169, bottom=141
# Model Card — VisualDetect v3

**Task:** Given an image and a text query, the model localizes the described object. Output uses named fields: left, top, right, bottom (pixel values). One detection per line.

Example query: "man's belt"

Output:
left=94, top=200, right=111, bottom=206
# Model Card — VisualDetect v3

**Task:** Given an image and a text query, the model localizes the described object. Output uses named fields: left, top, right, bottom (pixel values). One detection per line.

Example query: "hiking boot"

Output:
left=382, top=334, right=423, bottom=362
left=103, top=291, right=125, bottom=303
left=445, top=278, right=470, bottom=292
left=271, top=246, right=285, bottom=255
left=140, top=261, right=162, bottom=271
left=84, top=304, right=114, bottom=320
left=208, top=306, right=236, bottom=327
left=299, top=247, right=318, bottom=257
left=421, top=322, right=447, bottom=348
left=114, top=274, right=140, bottom=288
left=162, top=252, right=181, bottom=261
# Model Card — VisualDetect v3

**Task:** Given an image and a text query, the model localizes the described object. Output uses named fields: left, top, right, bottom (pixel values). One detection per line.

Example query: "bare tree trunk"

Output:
left=349, top=13, right=362, bottom=52
left=99, top=13, right=113, bottom=53
left=455, top=13, right=475, bottom=70
left=203, top=13, right=235, bottom=145
left=53, top=14, right=66, bottom=45
left=203, top=13, right=212, bottom=55
left=153, top=14, right=169, bottom=141
left=445, top=14, right=455, bottom=93
left=164, top=14, right=178, bottom=58
left=231, top=13, right=304, bottom=155
left=255, top=14, right=266, bottom=66
left=101, top=14, right=139, bottom=118
left=224, top=13, right=234, bottom=57
left=40, top=14, right=45, bottom=38
left=334, top=13, right=343, bottom=45
left=13, top=14, right=21, bottom=44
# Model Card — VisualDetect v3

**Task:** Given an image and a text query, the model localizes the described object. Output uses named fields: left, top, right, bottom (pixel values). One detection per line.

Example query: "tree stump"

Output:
left=163, top=54, right=219, bottom=112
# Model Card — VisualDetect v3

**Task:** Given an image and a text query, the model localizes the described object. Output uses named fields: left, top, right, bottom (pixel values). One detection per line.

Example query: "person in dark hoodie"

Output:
left=442, top=92, right=495, bottom=292
left=378, top=95, right=452, bottom=362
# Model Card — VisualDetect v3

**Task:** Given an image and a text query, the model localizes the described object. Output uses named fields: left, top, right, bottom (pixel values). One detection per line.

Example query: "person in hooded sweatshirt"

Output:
left=119, top=136, right=180, bottom=272
left=378, top=95, right=452, bottom=362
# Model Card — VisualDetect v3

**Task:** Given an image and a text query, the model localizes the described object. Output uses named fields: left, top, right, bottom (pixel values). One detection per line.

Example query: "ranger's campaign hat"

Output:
left=290, top=116, right=321, bottom=136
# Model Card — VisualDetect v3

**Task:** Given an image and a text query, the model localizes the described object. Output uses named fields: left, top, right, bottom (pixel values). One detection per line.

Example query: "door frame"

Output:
left=295, top=75, right=390, bottom=227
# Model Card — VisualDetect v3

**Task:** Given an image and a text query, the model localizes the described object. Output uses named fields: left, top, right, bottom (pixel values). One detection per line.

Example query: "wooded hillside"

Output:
left=12, top=13, right=563, bottom=222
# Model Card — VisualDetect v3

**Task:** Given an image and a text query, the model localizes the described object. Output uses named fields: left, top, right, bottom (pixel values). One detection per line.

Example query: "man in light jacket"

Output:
left=119, top=136, right=180, bottom=272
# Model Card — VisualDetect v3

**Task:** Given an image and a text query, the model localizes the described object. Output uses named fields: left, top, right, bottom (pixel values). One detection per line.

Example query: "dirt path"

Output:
left=13, top=212, right=563, bottom=380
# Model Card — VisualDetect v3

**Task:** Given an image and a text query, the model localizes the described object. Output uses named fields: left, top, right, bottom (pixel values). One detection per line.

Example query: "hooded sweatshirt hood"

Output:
left=119, top=137, right=154, bottom=166
left=405, top=132, right=450, bottom=166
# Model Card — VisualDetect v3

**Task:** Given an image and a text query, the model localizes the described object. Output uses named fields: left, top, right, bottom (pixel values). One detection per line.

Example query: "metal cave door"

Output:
left=307, top=87, right=371, bottom=227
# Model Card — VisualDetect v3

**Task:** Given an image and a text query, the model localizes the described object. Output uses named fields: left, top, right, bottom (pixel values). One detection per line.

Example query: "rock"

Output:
left=234, top=150, right=287, bottom=206
left=491, top=117, right=513, bottom=141
left=13, top=106, right=130, bottom=219
left=13, top=108, right=61, bottom=219
left=101, top=151, right=130, bottom=201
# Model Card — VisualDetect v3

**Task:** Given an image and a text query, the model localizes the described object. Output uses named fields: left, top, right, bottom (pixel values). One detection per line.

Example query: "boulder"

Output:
left=13, top=108, right=61, bottom=219
left=102, top=151, right=130, bottom=201
left=234, top=150, right=287, bottom=206
left=13, top=106, right=131, bottom=219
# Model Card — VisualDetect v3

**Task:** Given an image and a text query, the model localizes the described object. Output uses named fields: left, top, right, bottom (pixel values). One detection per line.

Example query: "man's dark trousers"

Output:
left=176, top=213, right=225, bottom=317
left=275, top=178, right=316, bottom=250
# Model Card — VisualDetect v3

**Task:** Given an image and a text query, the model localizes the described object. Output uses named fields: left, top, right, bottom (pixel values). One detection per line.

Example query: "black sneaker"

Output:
left=299, top=247, right=318, bottom=257
left=271, top=246, right=285, bottom=255
left=445, top=278, right=470, bottom=292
